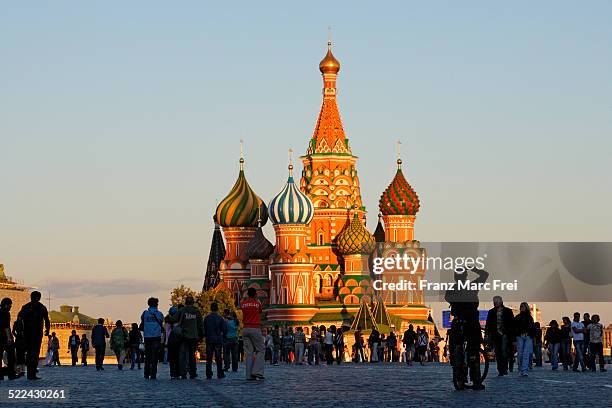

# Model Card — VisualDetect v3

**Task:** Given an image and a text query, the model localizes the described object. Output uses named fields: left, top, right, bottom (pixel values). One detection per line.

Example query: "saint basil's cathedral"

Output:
left=204, top=42, right=433, bottom=334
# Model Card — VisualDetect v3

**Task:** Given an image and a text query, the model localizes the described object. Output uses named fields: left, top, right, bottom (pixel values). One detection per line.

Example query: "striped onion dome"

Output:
left=268, top=165, right=314, bottom=225
left=246, top=227, right=274, bottom=260
left=379, top=159, right=420, bottom=216
left=337, top=212, right=375, bottom=255
left=215, top=158, right=268, bottom=228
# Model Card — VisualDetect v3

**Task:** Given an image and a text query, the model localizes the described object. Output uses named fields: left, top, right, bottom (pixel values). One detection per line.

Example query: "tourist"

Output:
left=334, top=327, right=344, bottom=365
left=223, top=310, right=239, bottom=372
left=587, top=314, right=607, bottom=372
left=293, top=326, right=306, bottom=365
left=110, top=320, right=129, bottom=370
left=324, top=325, right=334, bottom=365
left=50, top=332, right=60, bottom=366
left=386, top=331, right=397, bottom=362
left=281, top=329, right=292, bottom=363
left=0, top=297, right=17, bottom=380
left=533, top=322, right=543, bottom=367
left=582, top=313, right=592, bottom=370
left=44, top=334, right=53, bottom=366
left=141, top=297, right=166, bottom=379
left=560, top=316, right=572, bottom=370
left=12, top=311, right=26, bottom=377
left=128, top=323, right=142, bottom=370
left=544, top=320, right=562, bottom=370
left=203, top=302, right=226, bottom=379
left=19, top=291, right=50, bottom=380
left=67, top=330, right=80, bottom=366
left=571, top=312, right=586, bottom=372
left=379, top=333, right=386, bottom=362
left=485, top=295, right=515, bottom=376
left=402, top=324, right=416, bottom=366
left=318, top=325, right=326, bottom=362
left=308, top=326, right=319, bottom=365
left=514, top=302, right=535, bottom=377
left=80, top=334, right=89, bottom=366
left=92, top=318, right=110, bottom=371
left=368, top=329, right=380, bottom=363
left=354, top=327, right=365, bottom=363
left=271, top=325, right=280, bottom=366
left=416, top=328, right=428, bottom=366
left=241, top=287, right=265, bottom=380
left=164, top=307, right=180, bottom=379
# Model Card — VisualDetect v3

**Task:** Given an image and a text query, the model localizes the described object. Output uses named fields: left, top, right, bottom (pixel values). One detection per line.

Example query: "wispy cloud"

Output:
left=42, top=278, right=164, bottom=298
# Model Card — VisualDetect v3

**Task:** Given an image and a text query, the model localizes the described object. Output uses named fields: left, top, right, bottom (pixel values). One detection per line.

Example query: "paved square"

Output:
left=0, top=362, right=610, bottom=407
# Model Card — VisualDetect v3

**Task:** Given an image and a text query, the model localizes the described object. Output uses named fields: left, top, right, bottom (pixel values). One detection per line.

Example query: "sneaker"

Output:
left=254, top=374, right=265, bottom=380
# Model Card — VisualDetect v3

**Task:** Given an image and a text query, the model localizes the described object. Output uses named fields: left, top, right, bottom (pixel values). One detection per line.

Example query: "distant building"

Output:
left=0, top=264, right=32, bottom=323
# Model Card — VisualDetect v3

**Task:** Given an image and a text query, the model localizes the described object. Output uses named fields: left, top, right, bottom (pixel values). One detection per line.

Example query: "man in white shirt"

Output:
left=570, top=312, right=586, bottom=372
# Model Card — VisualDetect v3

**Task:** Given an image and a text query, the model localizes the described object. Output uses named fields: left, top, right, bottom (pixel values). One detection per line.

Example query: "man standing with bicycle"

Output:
left=445, top=267, right=489, bottom=390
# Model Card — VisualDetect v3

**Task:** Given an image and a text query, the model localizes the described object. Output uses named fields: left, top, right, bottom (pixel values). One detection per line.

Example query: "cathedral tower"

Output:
left=267, top=161, right=316, bottom=323
left=215, top=149, right=268, bottom=302
left=300, top=41, right=366, bottom=300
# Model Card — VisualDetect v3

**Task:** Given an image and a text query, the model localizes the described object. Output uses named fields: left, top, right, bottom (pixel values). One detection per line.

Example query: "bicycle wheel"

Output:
left=451, top=345, right=467, bottom=390
left=479, top=348, right=489, bottom=382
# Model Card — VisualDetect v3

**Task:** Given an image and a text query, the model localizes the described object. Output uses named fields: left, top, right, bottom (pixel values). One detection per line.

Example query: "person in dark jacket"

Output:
left=19, top=291, right=50, bottom=380
left=485, top=296, right=515, bottom=376
left=166, top=296, right=204, bottom=379
left=203, top=302, right=226, bottom=379
left=514, top=302, right=535, bottom=376
left=128, top=323, right=142, bottom=370
left=559, top=316, right=572, bottom=370
left=544, top=320, right=562, bottom=370
left=0, top=298, right=17, bottom=380
left=533, top=322, right=543, bottom=367
left=67, top=330, right=80, bottom=366
left=91, top=318, right=110, bottom=371
left=80, top=334, right=90, bottom=366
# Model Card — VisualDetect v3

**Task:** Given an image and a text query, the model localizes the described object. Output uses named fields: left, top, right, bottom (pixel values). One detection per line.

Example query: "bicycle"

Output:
left=448, top=320, right=489, bottom=390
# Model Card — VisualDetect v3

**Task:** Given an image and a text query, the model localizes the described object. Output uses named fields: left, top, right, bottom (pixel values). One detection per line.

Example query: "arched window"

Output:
left=318, top=232, right=324, bottom=245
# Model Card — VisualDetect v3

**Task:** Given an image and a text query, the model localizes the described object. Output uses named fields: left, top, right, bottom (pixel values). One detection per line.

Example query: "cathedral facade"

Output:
left=206, top=42, right=431, bottom=333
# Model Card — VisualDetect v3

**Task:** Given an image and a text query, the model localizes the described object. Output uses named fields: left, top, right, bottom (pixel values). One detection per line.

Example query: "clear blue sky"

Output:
left=1, top=2, right=611, bottom=322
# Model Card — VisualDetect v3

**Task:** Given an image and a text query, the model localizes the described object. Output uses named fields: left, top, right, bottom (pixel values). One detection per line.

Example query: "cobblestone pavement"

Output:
left=1, top=362, right=611, bottom=407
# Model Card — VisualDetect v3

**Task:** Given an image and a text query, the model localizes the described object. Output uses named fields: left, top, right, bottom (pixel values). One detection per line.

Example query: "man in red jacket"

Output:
left=241, top=288, right=265, bottom=380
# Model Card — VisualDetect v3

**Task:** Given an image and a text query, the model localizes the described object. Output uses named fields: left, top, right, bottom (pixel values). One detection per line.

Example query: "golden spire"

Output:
left=396, top=139, right=403, bottom=169
left=239, top=138, right=245, bottom=170
left=288, top=148, right=294, bottom=177
left=319, top=30, right=340, bottom=75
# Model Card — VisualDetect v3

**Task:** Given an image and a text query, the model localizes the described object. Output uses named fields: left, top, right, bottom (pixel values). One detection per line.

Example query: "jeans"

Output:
left=94, top=344, right=106, bottom=370
left=144, top=337, right=161, bottom=378
left=589, top=342, right=605, bottom=370
left=492, top=334, right=510, bottom=374
left=294, top=343, right=305, bottom=364
left=70, top=346, right=79, bottom=366
left=179, top=338, right=198, bottom=378
left=560, top=339, right=572, bottom=369
left=336, top=343, right=343, bottom=364
left=572, top=339, right=585, bottom=371
left=130, top=346, right=140, bottom=369
left=223, top=338, right=239, bottom=371
left=243, top=327, right=265, bottom=379
left=405, top=344, right=415, bottom=364
left=206, top=342, right=223, bottom=378
left=534, top=343, right=542, bottom=366
left=308, top=343, right=319, bottom=364
left=516, top=335, right=533, bottom=374
left=549, top=343, right=560, bottom=369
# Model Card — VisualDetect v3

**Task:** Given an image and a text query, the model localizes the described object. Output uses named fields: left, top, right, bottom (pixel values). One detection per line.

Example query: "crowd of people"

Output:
left=0, top=291, right=609, bottom=384
left=484, top=296, right=608, bottom=377
left=0, top=288, right=266, bottom=381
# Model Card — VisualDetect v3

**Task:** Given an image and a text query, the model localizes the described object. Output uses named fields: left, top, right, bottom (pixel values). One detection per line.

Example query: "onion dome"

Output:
left=379, top=159, right=420, bottom=216
left=216, top=158, right=268, bottom=228
left=246, top=227, right=274, bottom=260
left=319, top=41, right=340, bottom=74
left=337, top=213, right=375, bottom=255
left=269, top=164, right=314, bottom=225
